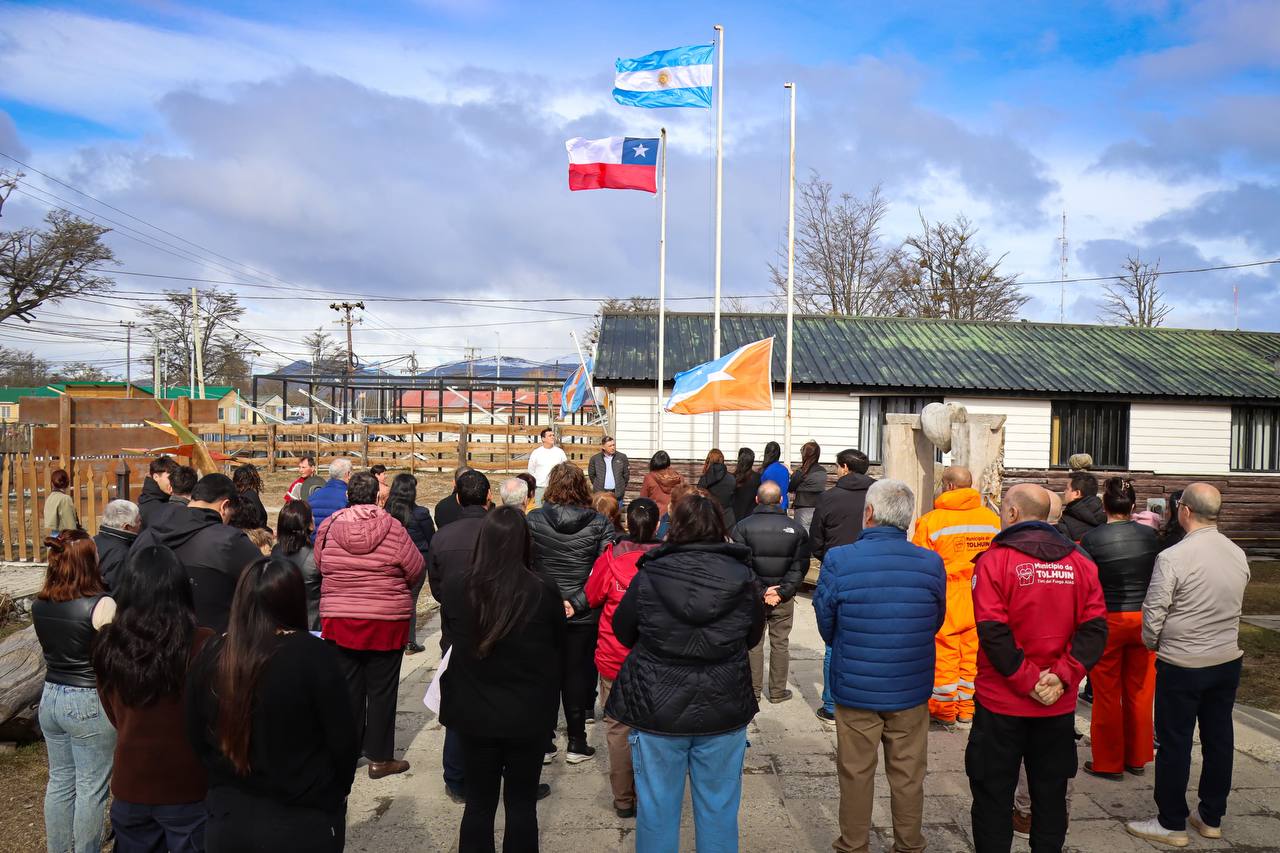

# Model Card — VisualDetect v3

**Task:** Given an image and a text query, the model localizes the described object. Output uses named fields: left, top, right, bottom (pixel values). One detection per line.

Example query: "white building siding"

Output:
left=943, top=397, right=1052, bottom=470
left=1128, top=403, right=1231, bottom=475
left=610, top=388, right=859, bottom=463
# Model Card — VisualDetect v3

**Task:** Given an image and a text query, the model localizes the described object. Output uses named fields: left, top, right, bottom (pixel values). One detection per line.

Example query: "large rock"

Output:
left=0, top=625, right=45, bottom=742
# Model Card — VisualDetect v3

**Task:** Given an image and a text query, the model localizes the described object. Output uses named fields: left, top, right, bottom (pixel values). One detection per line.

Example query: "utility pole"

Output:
left=330, top=301, right=364, bottom=421
left=151, top=332, right=160, bottom=398
left=191, top=288, right=206, bottom=399
left=120, top=321, right=136, bottom=396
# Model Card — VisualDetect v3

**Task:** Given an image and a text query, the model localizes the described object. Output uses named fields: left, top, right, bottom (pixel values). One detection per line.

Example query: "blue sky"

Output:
left=1, top=0, right=1278, bottom=370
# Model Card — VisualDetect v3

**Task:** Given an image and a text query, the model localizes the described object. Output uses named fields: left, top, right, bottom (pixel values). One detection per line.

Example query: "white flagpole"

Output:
left=712, top=23, right=725, bottom=449
left=657, top=127, right=668, bottom=454
left=784, top=82, right=796, bottom=469
left=568, top=330, right=599, bottom=417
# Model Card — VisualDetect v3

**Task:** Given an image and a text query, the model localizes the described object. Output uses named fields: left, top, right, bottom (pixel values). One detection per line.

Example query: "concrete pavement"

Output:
left=344, top=596, right=1280, bottom=853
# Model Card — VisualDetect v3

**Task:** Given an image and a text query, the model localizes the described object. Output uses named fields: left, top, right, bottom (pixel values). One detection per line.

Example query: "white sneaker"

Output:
left=1126, top=818, right=1189, bottom=847
left=1188, top=810, right=1223, bottom=839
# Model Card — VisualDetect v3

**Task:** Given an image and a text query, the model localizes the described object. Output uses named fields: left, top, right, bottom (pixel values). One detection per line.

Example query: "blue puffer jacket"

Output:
left=306, top=478, right=348, bottom=542
left=813, top=525, right=946, bottom=711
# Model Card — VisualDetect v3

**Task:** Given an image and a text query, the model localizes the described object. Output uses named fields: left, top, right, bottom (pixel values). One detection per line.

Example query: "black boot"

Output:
left=565, top=710, right=595, bottom=765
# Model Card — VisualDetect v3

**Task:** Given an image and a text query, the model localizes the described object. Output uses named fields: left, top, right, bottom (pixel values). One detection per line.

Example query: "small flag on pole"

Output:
left=613, top=44, right=714, bottom=109
left=565, top=136, right=658, bottom=193
left=561, top=357, right=594, bottom=418
left=664, top=338, right=774, bottom=415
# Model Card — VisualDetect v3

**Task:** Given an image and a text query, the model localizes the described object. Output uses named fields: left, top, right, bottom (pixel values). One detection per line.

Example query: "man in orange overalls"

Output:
left=911, top=466, right=1002, bottom=728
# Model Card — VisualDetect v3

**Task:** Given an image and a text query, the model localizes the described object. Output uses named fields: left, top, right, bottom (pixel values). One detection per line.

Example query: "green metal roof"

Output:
left=594, top=312, right=1280, bottom=402
left=0, top=386, right=62, bottom=404
left=132, top=385, right=237, bottom=400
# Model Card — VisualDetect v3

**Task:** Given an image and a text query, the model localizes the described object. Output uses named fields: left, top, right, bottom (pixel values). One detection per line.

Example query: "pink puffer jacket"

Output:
left=315, top=504, right=425, bottom=621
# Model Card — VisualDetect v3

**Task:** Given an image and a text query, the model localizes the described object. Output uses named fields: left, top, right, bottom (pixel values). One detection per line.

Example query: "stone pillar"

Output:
left=951, top=412, right=1007, bottom=505
left=883, top=413, right=936, bottom=523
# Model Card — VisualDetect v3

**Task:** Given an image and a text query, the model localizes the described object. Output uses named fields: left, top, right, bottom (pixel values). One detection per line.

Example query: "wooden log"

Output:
left=0, top=626, right=45, bottom=730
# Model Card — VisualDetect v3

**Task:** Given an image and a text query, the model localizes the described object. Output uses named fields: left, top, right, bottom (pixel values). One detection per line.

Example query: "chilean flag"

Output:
left=566, top=136, right=658, bottom=193
left=664, top=338, right=775, bottom=416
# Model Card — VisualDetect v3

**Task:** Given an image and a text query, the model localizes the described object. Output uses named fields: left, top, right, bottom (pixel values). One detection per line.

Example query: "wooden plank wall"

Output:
left=0, top=455, right=120, bottom=562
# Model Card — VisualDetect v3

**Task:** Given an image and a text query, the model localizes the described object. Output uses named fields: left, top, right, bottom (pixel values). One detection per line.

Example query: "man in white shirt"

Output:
left=527, top=428, right=567, bottom=506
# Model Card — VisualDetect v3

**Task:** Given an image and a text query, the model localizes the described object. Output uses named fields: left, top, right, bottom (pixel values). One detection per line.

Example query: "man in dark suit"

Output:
left=588, top=436, right=629, bottom=502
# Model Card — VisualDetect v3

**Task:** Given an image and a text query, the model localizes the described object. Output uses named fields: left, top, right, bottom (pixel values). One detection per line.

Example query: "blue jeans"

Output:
left=822, top=646, right=835, bottom=714
left=630, top=727, right=747, bottom=853
left=110, top=799, right=206, bottom=853
left=38, top=682, right=116, bottom=853
left=443, top=726, right=465, bottom=792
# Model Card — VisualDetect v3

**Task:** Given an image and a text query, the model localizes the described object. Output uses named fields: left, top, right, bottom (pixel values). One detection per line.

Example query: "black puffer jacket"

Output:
left=789, top=463, right=828, bottom=509
left=697, top=463, right=737, bottom=528
left=137, top=477, right=170, bottom=529
left=604, top=541, right=764, bottom=736
left=527, top=503, right=612, bottom=624
left=1080, top=520, right=1159, bottom=612
left=730, top=505, right=810, bottom=601
left=1060, top=495, right=1105, bottom=541
left=93, top=525, right=136, bottom=590
left=810, top=472, right=875, bottom=559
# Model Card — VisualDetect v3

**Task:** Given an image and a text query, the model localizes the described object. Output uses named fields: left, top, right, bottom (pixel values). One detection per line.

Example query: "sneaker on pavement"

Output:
left=929, top=714, right=957, bottom=732
left=543, top=745, right=557, bottom=766
left=615, top=804, right=636, bottom=819
left=955, top=715, right=973, bottom=729
left=1126, top=818, right=1189, bottom=847
left=1083, top=761, right=1124, bottom=781
left=445, top=785, right=465, bottom=804
left=536, top=783, right=551, bottom=801
left=1188, top=810, right=1222, bottom=839
left=767, top=689, right=793, bottom=704
left=1011, top=809, right=1031, bottom=840
left=815, top=707, right=836, bottom=727
left=566, top=742, right=596, bottom=764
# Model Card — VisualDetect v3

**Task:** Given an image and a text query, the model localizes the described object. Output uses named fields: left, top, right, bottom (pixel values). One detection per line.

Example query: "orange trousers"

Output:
left=1089, top=611, right=1155, bottom=774
left=930, top=577, right=977, bottom=722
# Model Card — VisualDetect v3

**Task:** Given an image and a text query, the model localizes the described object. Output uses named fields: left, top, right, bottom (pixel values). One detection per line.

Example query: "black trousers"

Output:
left=1154, top=657, right=1241, bottom=831
left=561, top=623, right=598, bottom=738
left=331, top=643, right=404, bottom=762
left=205, top=787, right=345, bottom=853
left=459, top=733, right=545, bottom=853
left=966, top=701, right=1077, bottom=853
left=111, top=799, right=205, bottom=853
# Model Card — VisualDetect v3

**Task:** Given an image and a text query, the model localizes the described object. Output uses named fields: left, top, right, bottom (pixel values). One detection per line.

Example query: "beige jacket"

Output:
left=1142, top=526, right=1249, bottom=668
left=43, top=491, right=79, bottom=535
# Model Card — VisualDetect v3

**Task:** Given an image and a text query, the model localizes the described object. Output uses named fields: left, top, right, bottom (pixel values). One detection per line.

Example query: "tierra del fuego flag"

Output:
left=613, top=44, right=714, bottom=109
left=565, top=136, right=658, bottom=193
left=664, top=338, right=775, bottom=416
left=560, top=357, right=594, bottom=418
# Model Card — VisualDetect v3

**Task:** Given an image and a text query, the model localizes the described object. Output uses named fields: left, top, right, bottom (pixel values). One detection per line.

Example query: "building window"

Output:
left=0, top=405, right=11, bottom=419
left=1231, top=406, right=1280, bottom=472
left=859, top=396, right=942, bottom=465
left=1050, top=401, right=1129, bottom=469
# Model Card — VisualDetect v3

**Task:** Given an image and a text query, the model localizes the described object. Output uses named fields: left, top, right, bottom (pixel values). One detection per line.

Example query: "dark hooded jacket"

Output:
left=809, top=472, right=875, bottom=560
left=526, top=503, right=612, bottom=625
left=604, top=541, right=764, bottom=735
left=789, top=463, right=828, bottom=509
left=972, top=521, right=1107, bottom=717
left=1080, top=520, right=1159, bottom=612
left=730, top=505, right=810, bottom=601
left=1060, top=494, right=1105, bottom=541
left=697, top=462, right=737, bottom=528
left=94, top=525, right=137, bottom=590
left=730, top=470, right=761, bottom=524
left=132, top=507, right=262, bottom=632
left=137, top=478, right=170, bottom=529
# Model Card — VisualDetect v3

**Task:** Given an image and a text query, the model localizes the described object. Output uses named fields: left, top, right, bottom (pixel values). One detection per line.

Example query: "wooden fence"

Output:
left=189, top=421, right=608, bottom=472
left=0, top=455, right=131, bottom=563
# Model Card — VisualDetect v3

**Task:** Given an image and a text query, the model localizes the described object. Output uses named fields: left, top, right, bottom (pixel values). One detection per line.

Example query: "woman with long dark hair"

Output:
left=94, top=545, right=212, bottom=851
left=759, top=440, right=790, bottom=510
left=370, top=464, right=391, bottom=508
left=789, top=440, right=827, bottom=532
left=33, top=530, right=115, bottom=853
left=605, top=494, right=763, bottom=851
left=185, top=558, right=358, bottom=852
left=440, top=507, right=563, bottom=852
left=526, top=463, right=612, bottom=763
left=697, top=448, right=737, bottom=528
left=383, top=472, right=436, bottom=654
left=584, top=497, right=661, bottom=819
left=1159, top=488, right=1186, bottom=551
left=231, top=464, right=269, bottom=530
left=271, top=501, right=320, bottom=631
left=730, top=447, right=760, bottom=524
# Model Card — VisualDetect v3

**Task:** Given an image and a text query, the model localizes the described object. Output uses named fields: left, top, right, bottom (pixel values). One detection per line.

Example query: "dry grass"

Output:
left=0, top=742, right=48, bottom=853
left=1243, top=560, right=1280, bottom=615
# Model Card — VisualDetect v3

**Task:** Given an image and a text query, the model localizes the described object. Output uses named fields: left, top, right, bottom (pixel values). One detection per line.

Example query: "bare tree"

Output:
left=0, top=171, right=19, bottom=218
left=0, top=210, right=115, bottom=324
left=139, top=288, right=252, bottom=386
left=301, top=326, right=347, bottom=374
left=1099, top=255, right=1171, bottom=327
left=769, top=174, right=896, bottom=316
left=890, top=213, right=1028, bottom=321
left=50, top=361, right=114, bottom=382
left=588, top=295, right=658, bottom=345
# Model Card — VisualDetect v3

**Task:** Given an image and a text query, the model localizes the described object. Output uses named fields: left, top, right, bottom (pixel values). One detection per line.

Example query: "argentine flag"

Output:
left=613, top=43, right=713, bottom=109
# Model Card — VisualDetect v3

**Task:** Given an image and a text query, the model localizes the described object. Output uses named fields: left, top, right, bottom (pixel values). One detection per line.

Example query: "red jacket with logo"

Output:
left=584, top=539, right=660, bottom=679
left=972, top=521, right=1107, bottom=717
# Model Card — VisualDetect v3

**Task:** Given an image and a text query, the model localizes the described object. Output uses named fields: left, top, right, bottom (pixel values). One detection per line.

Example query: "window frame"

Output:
left=1049, top=400, right=1130, bottom=470
left=1230, top=405, right=1280, bottom=473
left=859, top=395, right=943, bottom=465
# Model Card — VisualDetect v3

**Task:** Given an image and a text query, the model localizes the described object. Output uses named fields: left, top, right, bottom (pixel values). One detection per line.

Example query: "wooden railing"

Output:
left=0, top=455, right=123, bottom=562
left=189, top=421, right=608, bottom=472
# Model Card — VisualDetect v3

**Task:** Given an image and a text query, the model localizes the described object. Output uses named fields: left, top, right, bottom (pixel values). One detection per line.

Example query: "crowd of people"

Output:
left=26, top=433, right=1252, bottom=853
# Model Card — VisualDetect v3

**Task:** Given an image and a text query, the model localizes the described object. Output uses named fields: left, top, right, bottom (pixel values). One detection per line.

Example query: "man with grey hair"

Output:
left=499, top=477, right=530, bottom=511
left=813, top=479, right=946, bottom=853
left=730, top=480, right=810, bottom=703
left=306, top=457, right=354, bottom=537
left=95, top=499, right=141, bottom=589
left=1127, top=483, right=1250, bottom=848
